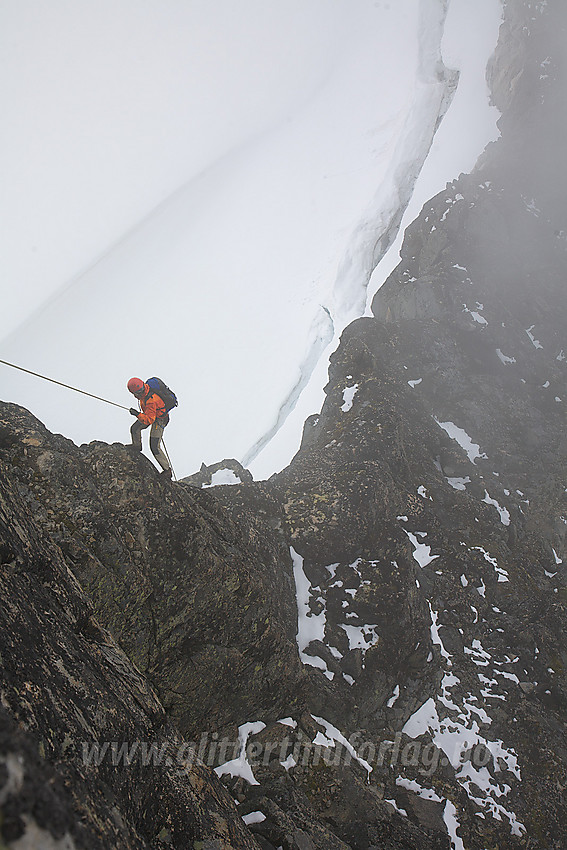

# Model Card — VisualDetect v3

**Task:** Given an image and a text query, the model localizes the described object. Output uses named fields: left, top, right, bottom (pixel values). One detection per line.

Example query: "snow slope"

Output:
left=245, top=0, right=502, bottom=478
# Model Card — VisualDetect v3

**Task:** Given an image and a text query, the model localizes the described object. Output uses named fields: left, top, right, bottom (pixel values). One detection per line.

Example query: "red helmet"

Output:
left=127, top=377, right=145, bottom=395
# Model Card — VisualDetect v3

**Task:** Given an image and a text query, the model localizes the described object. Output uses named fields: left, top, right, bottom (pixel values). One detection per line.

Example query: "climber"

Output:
left=127, top=377, right=172, bottom=478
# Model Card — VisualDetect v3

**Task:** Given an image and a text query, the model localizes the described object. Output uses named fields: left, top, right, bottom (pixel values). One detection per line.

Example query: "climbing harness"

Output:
left=0, top=358, right=177, bottom=479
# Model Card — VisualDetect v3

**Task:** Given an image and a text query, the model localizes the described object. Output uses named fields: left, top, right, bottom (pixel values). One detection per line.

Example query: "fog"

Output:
left=0, top=0, right=501, bottom=479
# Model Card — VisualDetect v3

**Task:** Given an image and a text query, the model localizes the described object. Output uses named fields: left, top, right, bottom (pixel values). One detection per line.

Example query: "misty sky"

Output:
left=0, top=0, right=502, bottom=479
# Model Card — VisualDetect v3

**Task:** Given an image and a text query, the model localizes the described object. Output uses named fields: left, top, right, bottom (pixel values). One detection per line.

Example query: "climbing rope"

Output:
left=0, top=358, right=177, bottom=478
left=0, top=358, right=129, bottom=410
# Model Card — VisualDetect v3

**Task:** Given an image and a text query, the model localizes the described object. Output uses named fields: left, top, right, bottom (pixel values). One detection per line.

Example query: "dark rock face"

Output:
left=228, top=1, right=567, bottom=846
left=2, top=1, right=567, bottom=849
left=180, top=458, right=254, bottom=488
left=0, top=441, right=260, bottom=849
left=0, top=404, right=306, bottom=740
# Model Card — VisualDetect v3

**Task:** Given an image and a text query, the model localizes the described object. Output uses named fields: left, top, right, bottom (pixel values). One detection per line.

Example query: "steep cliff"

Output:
left=0, top=431, right=261, bottom=849
left=2, top=1, right=567, bottom=849
left=212, top=0, right=567, bottom=845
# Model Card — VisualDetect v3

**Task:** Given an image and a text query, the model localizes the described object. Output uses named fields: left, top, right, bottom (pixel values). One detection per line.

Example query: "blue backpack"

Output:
left=146, top=377, right=178, bottom=412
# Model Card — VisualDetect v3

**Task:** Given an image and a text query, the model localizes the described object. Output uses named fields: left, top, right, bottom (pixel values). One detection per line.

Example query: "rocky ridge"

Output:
left=2, top=0, right=567, bottom=848
left=0, top=435, right=260, bottom=849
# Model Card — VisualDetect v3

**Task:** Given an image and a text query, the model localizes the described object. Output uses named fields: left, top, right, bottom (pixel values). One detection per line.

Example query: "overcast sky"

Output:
left=0, top=0, right=502, bottom=480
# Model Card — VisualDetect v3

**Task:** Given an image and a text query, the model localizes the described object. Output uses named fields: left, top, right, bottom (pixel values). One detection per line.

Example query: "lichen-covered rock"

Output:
left=2, top=2, right=567, bottom=849
left=0, top=456, right=260, bottom=849
left=180, top=458, right=253, bottom=488
left=212, top=2, right=567, bottom=846
left=0, top=402, right=306, bottom=740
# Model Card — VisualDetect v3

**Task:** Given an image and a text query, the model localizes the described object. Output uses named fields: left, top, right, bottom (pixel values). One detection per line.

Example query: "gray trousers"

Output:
left=130, top=415, right=170, bottom=471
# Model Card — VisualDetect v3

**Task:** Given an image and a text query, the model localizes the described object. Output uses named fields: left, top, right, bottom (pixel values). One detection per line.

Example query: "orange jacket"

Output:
left=136, top=384, right=167, bottom=426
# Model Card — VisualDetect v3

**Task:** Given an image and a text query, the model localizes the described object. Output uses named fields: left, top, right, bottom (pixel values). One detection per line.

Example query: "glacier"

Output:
left=0, top=0, right=501, bottom=480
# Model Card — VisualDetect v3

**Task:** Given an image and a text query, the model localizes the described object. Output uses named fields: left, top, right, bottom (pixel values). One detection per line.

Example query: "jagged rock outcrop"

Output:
left=2, top=1, right=567, bottom=849
left=217, top=1, right=567, bottom=846
left=0, top=404, right=307, bottom=740
left=0, top=446, right=260, bottom=849
left=181, top=459, right=253, bottom=488
left=1, top=407, right=388, bottom=850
